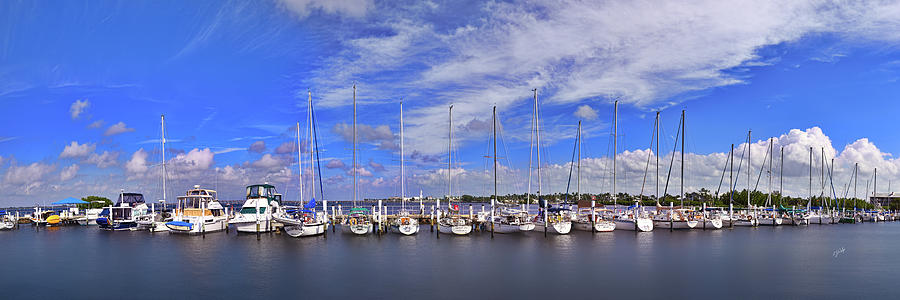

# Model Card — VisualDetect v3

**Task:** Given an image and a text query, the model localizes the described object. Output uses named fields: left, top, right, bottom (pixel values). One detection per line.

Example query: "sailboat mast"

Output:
left=400, top=100, right=405, bottom=209
left=536, top=89, right=542, bottom=202
left=780, top=146, right=784, bottom=206
left=680, top=110, right=684, bottom=207
left=656, top=112, right=660, bottom=205
left=767, top=138, right=772, bottom=206
left=309, top=90, right=315, bottom=202
left=448, top=105, right=453, bottom=201
left=577, top=121, right=581, bottom=201
left=352, top=85, right=357, bottom=206
left=493, top=106, right=497, bottom=206
left=613, top=100, right=617, bottom=208
left=161, top=114, right=166, bottom=203
left=297, top=121, right=303, bottom=204
left=747, top=130, right=751, bottom=207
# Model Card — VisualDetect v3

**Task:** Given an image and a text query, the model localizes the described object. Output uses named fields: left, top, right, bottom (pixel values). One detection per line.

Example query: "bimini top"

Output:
left=116, top=193, right=145, bottom=205
left=245, top=184, right=282, bottom=203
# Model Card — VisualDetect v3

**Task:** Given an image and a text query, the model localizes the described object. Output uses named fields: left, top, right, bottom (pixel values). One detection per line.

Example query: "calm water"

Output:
left=2, top=221, right=898, bottom=299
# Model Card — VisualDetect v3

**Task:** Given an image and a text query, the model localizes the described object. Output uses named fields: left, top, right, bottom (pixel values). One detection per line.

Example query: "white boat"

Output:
left=757, top=213, right=783, bottom=226
left=532, top=207, right=572, bottom=234
left=75, top=208, right=103, bottom=226
left=438, top=214, right=473, bottom=235
left=135, top=114, right=173, bottom=233
left=614, top=215, right=654, bottom=232
left=277, top=208, right=327, bottom=238
left=652, top=208, right=699, bottom=229
left=0, top=211, right=16, bottom=230
left=727, top=212, right=758, bottom=226
left=389, top=101, right=419, bottom=236
left=229, top=184, right=283, bottom=233
left=97, top=192, right=149, bottom=231
left=573, top=208, right=616, bottom=232
left=343, top=207, right=373, bottom=235
left=165, top=186, right=228, bottom=234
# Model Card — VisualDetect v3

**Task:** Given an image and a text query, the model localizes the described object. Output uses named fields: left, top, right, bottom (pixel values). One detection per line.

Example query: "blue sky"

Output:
left=2, top=0, right=900, bottom=206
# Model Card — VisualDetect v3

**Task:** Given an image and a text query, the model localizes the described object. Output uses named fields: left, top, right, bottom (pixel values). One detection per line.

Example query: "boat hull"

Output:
left=438, top=224, right=472, bottom=235
left=97, top=217, right=138, bottom=231
left=758, top=217, right=783, bottom=226
left=653, top=220, right=698, bottom=229
left=345, top=223, right=373, bottom=235
left=166, top=219, right=228, bottom=234
left=699, top=219, right=724, bottom=229
left=284, top=223, right=326, bottom=237
left=390, top=223, right=419, bottom=235
left=231, top=220, right=278, bottom=233
left=614, top=218, right=653, bottom=232
left=572, top=220, right=616, bottom=232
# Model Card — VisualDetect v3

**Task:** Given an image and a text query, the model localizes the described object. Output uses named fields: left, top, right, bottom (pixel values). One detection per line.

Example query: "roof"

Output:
left=247, top=183, right=275, bottom=189
left=52, top=197, right=87, bottom=205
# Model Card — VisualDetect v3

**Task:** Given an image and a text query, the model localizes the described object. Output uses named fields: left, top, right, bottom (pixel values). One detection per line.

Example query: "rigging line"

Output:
left=662, top=113, right=682, bottom=200
left=639, top=116, right=656, bottom=199
left=753, top=139, right=771, bottom=192
left=564, top=122, right=579, bottom=203
left=715, top=148, right=732, bottom=197
left=732, top=140, right=747, bottom=191
left=311, top=102, right=325, bottom=201
left=498, top=117, right=522, bottom=196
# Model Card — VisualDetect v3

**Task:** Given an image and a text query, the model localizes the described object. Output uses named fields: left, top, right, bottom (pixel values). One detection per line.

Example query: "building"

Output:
left=869, top=192, right=900, bottom=207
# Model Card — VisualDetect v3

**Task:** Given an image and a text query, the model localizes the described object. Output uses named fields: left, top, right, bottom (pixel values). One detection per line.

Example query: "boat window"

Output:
left=258, top=186, right=266, bottom=197
left=274, top=194, right=282, bottom=203
left=239, top=207, right=266, bottom=214
left=246, top=187, right=251, bottom=197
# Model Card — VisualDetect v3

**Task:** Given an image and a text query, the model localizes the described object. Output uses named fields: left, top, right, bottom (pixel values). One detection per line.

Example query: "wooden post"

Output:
left=590, top=200, right=596, bottom=234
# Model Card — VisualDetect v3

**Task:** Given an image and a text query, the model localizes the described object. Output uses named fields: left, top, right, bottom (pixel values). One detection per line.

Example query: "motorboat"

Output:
left=229, top=184, right=283, bottom=233
left=165, top=186, right=228, bottom=234
left=97, top=193, right=149, bottom=230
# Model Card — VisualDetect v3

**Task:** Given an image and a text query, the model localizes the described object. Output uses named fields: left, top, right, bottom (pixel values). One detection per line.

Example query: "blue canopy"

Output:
left=52, top=197, right=87, bottom=205
left=301, top=209, right=314, bottom=213
left=304, top=198, right=317, bottom=209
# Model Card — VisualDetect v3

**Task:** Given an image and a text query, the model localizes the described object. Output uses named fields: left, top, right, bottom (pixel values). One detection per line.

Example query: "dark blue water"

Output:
left=2, top=222, right=898, bottom=299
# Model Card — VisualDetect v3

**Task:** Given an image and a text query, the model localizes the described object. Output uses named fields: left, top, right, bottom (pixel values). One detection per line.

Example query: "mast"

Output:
left=809, top=147, right=812, bottom=206
left=730, top=144, right=734, bottom=206
left=656, top=112, right=660, bottom=205
left=297, top=121, right=303, bottom=204
left=767, top=138, right=772, bottom=206
left=309, top=90, right=315, bottom=202
left=680, top=110, right=684, bottom=207
left=493, top=106, right=497, bottom=209
left=536, top=89, right=542, bottom=205
left=613, top=100, right=617, bottom=208
left=352, top=85, right=357, bottom=207
left=747, top=130, right=751, bottom=208
left=779, top=146, right=784, bottom=206
left=448, top=105, right=453, bottom=202
left=160, top=114, right=167, bottom=204
left=577, top=121, right=581, bottom=201
left=400, top=100, right=405, bottom=209
left=820, top=148, right=825, bottom=207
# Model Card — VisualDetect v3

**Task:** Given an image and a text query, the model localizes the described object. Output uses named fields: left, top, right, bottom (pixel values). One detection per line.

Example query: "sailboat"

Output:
left=611, top=101, right=653, bottom=232
left=343, top=85, right=373, bottom=235
left=438, top=105, right=474, bottom=235
left=483, top=106, right=535, bottom=234
left=136, top=114, right=173, bottom=232
left=97, top=191, right=149, bottom=231
left=0, top=210, right=16, bottom=230
left=389, top=100, right=419, bottom=235
left=526, top=91, right=568, bottom=234
left=275, top=91, right=327, bottom=238
left=729, top=131, right=758, bottom=227
left=571, top=121, right=615, bottom=232
left=165, top=185, right=228, bottom=234
left=757, top=138, right=783, bottom=226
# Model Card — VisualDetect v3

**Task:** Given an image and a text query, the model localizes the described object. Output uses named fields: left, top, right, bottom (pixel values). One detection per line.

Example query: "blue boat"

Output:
left=98, top=192, right=148, bottom=231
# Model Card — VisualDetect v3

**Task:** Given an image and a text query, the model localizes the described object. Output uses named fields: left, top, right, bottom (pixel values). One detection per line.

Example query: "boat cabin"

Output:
left=176, top=186, right=224, bottom=217
left=245, top=184, right=282, bottom=203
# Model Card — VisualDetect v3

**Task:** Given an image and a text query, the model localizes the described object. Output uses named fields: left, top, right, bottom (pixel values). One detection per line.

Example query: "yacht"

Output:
left=652, top=208, right=699, bottom=229
left=229, top=184, right=283, bottom=233
left=572, top=208, right=616, bottom=232
left=75, top=208, right=103, bottom=226
left=0, top=211, right=16, bottom=230
left=485, top=206, right=532, bottom=234
left=438, top=206, right=473, bottom=236
left=344, top=207, right=374, bottom=235
left=614, top=207, right=654, bottom=232
left=533, top=207, right=572, bottom=234
left=165, top=186, right=228, bottom=234
left=97, top=192, right=149, bottom=230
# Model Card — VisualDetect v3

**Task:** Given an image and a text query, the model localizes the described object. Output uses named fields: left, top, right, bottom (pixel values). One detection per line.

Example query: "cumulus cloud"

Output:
left=278, top=0, right=373, bottom=19
left=3, top=162, right=55, bottom=194
left=274, top=141, right=298, bottom=154
left=69, top=99, right=89, bottom=119
left=60, top=164, right=79, bottom=181
left=332, top=123, right=397, bottom=150
left=326, top=159, right=347, bottom=169
left=252, top=154, right=286, bottom=170
left=574, top=105, right=598, bottom=120
left=86, top=151, right=119, bottom=168
left=59, top=141, right=96, bottom=158
left=104, top=122, right=135, bottom=136
left=171, top=148, right=215, bottom=171
left=347, top=167, right=373, bottom=177
left=248, top=140, right=266, bottom=153
left=125, top=149, right=149, bottom=175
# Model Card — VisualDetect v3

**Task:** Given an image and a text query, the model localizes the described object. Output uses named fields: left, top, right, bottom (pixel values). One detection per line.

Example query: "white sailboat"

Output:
left=136, top=114, right=172, bottom=232
left=570, top=121, right=615, bottom=232
left=0, top=210, right=16, bottom=230
left=438, top=105, right=473, bottom=235
left=343, top=85, right=374, bottom=235
left=389, top=100, right=419, bottom=235
left=610, top=101, right=653, bottom=232
left=276, top=91, right=327, bottom=238
left=527, top=90, right=569, bottom=235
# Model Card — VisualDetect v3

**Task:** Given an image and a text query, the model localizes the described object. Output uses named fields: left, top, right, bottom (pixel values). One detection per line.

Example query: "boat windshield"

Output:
left=240, top=207, right=266, bottom=214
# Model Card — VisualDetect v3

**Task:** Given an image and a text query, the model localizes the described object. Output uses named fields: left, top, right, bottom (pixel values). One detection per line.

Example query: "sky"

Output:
left=2, top=0, right=900, bottom=206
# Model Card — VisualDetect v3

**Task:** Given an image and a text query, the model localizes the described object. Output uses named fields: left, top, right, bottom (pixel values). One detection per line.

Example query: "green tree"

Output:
left=78, top=196, right=112, bottom=209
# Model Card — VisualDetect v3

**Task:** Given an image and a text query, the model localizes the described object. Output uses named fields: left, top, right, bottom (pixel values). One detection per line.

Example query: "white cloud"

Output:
left=87, top=120, right=104, bottom=129
left=574, top=105, right=598, bottom=120
left=125, top=148, right=149, bottom=175
left=60, top=164, right=79, bottom=181
left=252, top=154, right=285, bottom=170
left=171, top=148, right=215, bottom=171
left=59, top=141, right=96, bottom=158
left=278, top=0, right=373, bottom=19
left=326, top=159, right=347, bottom=169
left=332, top=123, right=397, bottom=150
left=69, top=99, right=89, bottom=119
left=104, top=121, right=135, bottom=136
left=3, top=162, right=55, bottom=194
left=86, top=151, right=119, bottom=168
left=248, top=141, right=266, bottom=153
